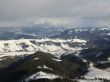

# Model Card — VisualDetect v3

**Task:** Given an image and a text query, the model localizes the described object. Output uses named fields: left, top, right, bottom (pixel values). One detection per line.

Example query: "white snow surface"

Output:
left=84, top=63, right=110, bottom=80
left=52, top=58, right=62, bottom=62
left=37, top=65, right=53, bottom=70
left=33, top=58, right=39, bottom=60
left=0, top=38, right=87, bottom=59
left=78, top=79, right=103, bottom=82
left=25, top=71, right=61, bottom=81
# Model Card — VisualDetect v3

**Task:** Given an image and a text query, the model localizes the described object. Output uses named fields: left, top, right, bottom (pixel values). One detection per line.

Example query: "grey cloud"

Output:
left=0, top=0, right=110, bottom=27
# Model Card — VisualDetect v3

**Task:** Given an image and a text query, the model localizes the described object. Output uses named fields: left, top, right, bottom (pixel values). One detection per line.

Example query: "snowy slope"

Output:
left=84, top=63, right=110, bottom=80
left=25, top=71, right=62, bottom=82
left=78, top=79, right=102, bottom=82
left=0, top=38, right=87, bottom=59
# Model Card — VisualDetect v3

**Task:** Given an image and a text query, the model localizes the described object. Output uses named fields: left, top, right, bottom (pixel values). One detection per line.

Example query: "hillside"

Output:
left=0, top=51, right=88, bottom=82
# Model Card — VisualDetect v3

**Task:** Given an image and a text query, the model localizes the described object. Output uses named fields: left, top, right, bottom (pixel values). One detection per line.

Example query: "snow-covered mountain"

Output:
left=0, top=38, right=87, bottom=60
left=0, top=25, right=65, bottom=40
left=0, top=27, right=110, bottom=82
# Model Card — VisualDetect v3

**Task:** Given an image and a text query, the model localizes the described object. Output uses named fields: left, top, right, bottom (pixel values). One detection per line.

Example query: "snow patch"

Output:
left=37, top=65, right=53, bottom=70
left=52, top=58, right=62, bottom=62
left=34, top=58, right=39, bottom=60
left=25, top=71, right=61, bottom=81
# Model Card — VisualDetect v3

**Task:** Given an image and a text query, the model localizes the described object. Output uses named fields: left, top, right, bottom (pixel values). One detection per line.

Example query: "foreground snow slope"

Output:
left=0, top=38, right=87, bottom=59
left=84, top=63, right=110, bottom=80
left=78, top=79, right=103, bottom=82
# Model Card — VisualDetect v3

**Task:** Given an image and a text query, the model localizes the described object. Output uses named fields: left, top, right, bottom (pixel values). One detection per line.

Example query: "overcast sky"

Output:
left=0, top=0, right=110, bottom=27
